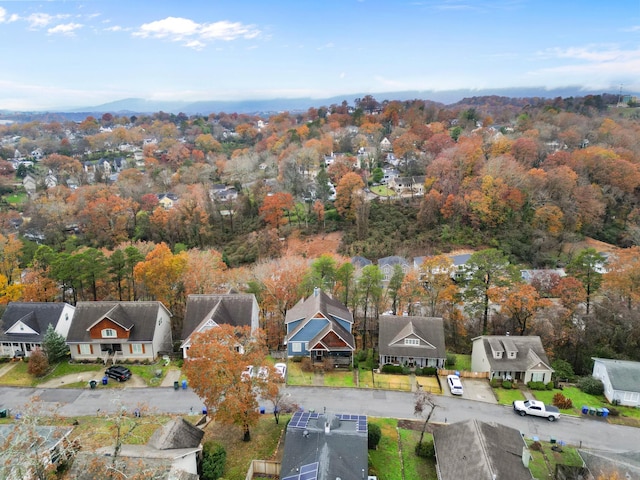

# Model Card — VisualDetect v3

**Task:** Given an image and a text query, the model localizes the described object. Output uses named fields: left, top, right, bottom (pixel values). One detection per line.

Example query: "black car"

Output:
left=105, top=365, right=132, bottom=382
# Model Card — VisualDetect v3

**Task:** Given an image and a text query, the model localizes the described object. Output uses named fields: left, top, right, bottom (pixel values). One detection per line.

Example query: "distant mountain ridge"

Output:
left=1, top=86, right=634, bottom=119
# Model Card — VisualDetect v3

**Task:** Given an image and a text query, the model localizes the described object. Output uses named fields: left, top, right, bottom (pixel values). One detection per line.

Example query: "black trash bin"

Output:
left=0, top=409, right=7, bottom=418
left=89, top=380, right=97, bottom=389
left=174, top=381, right=179, bottom=390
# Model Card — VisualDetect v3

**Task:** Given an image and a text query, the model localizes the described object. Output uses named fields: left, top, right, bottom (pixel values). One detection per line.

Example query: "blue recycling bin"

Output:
left=602, top=407, right=609, bottom=418
left=259, top=407, right=265, bottom=414
left=581, top=405, right=589, bottom=415
left=202, top=407, right=208, bottom=415
left=182, top=379, right=187, bottom=389
left=102, top=376, right=108, bottom=385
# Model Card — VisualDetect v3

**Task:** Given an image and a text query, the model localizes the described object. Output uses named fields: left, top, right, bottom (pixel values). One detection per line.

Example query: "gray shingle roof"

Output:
left=285, top=290, right=354, bottom=350
left=433, top=419, right=532, bottom=480
left=281, top=413, right=367, bottom=480
left=593, top=358, right=640, bottom=393
left=66, top=301, right=169, bottom=343
left=474, top=335, right=553, bottom=373
left=181, top=293, right=257, bottom=340
left=286, top=290, right=352, bottom=326
left=0, top=302, right=67, bottom=343
left=579, top=449, right=640, bottom=480
left=148, top=418, right=204, bottom=450
left=378, top=316, right=445, bottom=360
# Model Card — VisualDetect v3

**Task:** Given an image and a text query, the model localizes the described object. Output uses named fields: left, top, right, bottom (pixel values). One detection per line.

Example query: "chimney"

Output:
left=314, top=287, right=320, bottom=297
left=325, top=421, right=331, bottom=435
left=522, top=446, right=531, bottom=468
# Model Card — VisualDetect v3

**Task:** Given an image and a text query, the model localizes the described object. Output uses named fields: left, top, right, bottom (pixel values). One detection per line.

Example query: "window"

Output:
left=80, top=344, right=91, bottom=355
left=292, top=342, right=302, bottom=353
left=531, top=372, right=545, bottom=382
left=101, top=328, right=117, bottom=338
left=131, top=344, right=143, bottom=354
left=624, top=391, right=639, bottom=402
left=404, top=338, right=419, bottom=346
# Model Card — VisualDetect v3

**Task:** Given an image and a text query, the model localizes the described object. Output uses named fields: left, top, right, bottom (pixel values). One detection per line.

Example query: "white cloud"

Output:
left=134, top=16, right=200, bottom=39
left=48, top=23, right=83, bottom=36
left=0, top=7, right=6, bottom=23
left=133, top=16, right=260, bottom=47
left=26, top=13, right=69, bottom=29
left=199, top=20, right=259, bottom=40
left=105, top=25, right=123, bottom=32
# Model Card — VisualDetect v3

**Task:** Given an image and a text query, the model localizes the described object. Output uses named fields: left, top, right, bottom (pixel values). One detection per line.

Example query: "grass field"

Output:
left=493, top=386, right=526, bottom=405
left=532, top=386, right=606, bottom=415
left=526, top=439, right=583, bottom=479
left=449, top=353, right=471, bottom=371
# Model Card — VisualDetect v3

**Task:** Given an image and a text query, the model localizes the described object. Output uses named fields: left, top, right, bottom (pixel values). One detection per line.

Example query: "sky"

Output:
left=2, top=0, right=640, bottom=111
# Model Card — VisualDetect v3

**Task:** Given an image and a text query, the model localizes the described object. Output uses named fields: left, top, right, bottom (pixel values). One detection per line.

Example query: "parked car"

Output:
left=241, top=365, right=254, bottom=380
left=105, top=365, right=132, bottom=382
left=447, top=374, right=463, bottom=395
left=513, top=399, right=560, bottom=421
left=257, top=366, right=269, bottom=380
left=274, top=362, right=287, bottom=380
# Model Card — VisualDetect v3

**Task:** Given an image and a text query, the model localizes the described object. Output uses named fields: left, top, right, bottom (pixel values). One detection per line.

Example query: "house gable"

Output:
left=88, top=317, right=131, bottom=340
left=6, top=318, right=39, bottom=335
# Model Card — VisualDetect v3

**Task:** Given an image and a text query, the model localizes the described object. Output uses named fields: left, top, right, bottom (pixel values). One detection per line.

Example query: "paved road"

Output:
left=1, top=385, right=638, bottom=453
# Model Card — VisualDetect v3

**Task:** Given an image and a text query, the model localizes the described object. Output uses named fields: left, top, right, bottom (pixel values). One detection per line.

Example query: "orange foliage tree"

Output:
left=182, top=248, right=227, bottom=295
left=489, top=283, right=552, bottom=335
left=335, top=172, right=365, bottom=221
left=182, top=324, right=276, bottom=441
left=602, top=246, right=640, bottom=309
left=133, top=243, right=187, bottom=315
left=259, top=192, right=294, bottom=232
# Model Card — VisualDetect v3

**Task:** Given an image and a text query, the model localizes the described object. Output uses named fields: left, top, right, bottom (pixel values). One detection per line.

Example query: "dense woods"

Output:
left=2, top=92, right=640, bottom=375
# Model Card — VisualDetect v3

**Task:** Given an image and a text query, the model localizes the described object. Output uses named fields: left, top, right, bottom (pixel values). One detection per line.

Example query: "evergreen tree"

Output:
left=42, top=324, right=69, bottom=363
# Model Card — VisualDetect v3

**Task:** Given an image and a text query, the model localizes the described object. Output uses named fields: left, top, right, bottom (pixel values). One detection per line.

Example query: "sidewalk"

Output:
left=161, top=369, right=182, bottom=387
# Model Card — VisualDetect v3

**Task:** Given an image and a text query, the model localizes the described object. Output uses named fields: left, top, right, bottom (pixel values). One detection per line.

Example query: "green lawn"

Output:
left=532, top=386, right=607, bottom=415
left=286, top=361, right=314, bottom=386
left=369, top=418, right=436, bottom=480
left=449, top=354, right=471, bottom=372
left=493, top=386, right=526, bottom=405
left=323, top=370, right=355, bottom=387
left=370, top=185, right=394, bottom=197
left=526, top=439, right=583, bottom=479
left=4, top=192, right=27, bottom=204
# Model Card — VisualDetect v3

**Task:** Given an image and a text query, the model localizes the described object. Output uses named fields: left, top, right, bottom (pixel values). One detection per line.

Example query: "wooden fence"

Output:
left=245, top=459, right=280, bottom=480
left=438, top=369, right=489, bottom=379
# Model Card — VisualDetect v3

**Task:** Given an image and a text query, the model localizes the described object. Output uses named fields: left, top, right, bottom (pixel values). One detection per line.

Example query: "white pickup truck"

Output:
left=513, top=399, right=560, bottom=421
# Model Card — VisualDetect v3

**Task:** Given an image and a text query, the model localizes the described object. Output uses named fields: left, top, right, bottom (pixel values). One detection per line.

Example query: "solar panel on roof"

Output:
left=300, top=463, right=318, bottom=473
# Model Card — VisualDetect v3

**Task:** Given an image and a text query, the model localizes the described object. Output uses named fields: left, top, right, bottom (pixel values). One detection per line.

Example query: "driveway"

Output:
left=440, top=375, right=497, bottom=404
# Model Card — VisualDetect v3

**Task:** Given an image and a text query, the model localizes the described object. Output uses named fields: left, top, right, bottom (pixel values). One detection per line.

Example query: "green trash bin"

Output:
left=89, top=380, right=97, bottom=389
left=0, top=409, right=7, bottom=418
left=174, top=381, right=179, bottom=390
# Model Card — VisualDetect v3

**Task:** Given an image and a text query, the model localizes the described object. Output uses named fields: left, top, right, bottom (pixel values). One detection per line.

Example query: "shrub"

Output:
left=381, top=364, right=403, bottom=374
left=527, top=381, right=547, bottom=391
left=202, top=441, right=226, bottom=480
left=552, top=392, right=573, bottom=409
left=401, top=366, right=410, bottom=375
left=445, top=353, right=456, bottom=367
left=578, top=376, right=605, bottom=396
left=368, top=423, right=381, bottom=450
left=416, top=367, right=437, bottom=376
left=551, top=358, right=575, bottom=382
left=490, top=378, right=500, bottom=388
left=546, top=382, right=554, bottom=390
left=28, top=349, right=49, bottom=377
left=300, top=357, right=313, bottom=372
left=415, top=440, right=435, bottom=458
left=607, top=407, right=620, bottom=417
left=502, top=380, right=512, bottom=389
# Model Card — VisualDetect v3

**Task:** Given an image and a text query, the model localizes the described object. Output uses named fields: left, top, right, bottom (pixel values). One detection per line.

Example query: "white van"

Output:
left=447, top=374, right=463, bottom=395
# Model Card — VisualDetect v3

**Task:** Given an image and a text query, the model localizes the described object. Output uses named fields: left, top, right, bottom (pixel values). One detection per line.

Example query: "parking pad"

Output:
left=34, top=389, right=83, bottom=403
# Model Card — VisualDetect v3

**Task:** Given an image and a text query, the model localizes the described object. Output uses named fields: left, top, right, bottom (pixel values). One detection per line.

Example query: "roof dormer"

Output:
left=488, top=337, right=504, bottom=359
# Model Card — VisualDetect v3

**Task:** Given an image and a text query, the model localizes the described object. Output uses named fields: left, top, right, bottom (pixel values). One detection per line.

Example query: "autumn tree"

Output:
left=335, top=172, right=365, bottom=221
left=386, top=264, right=405, bottom=315
left=134, top=243, right=187, bottom=322
left=182, top=248, right=227, bottom=295
left=463, top=249, right=517, bottom=335
left=259, top=192, right=294, bottom=232
left=602, top=247, right=640, bottom=309
left=489, top=283, right=552, bottom=335
left=419, top=255, right=455, bottom=316
left=183, top=324, right=272, bottom=441
left=566, top=248, right=605, bottom=315
left=357, top=264, right=384, bottom=349
left=0, top=232, right=23, bottom=284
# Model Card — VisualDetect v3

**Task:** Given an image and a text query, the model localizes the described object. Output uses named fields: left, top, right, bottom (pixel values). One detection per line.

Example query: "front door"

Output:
left=314, top=350, right=323, bottom=362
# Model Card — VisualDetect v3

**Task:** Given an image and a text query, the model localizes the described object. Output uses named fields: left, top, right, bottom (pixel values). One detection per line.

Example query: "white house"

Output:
left=592, top=357, right=640, bottom=407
